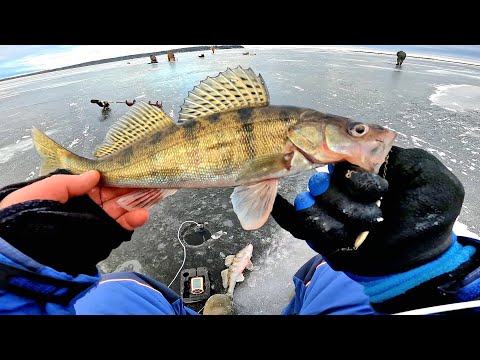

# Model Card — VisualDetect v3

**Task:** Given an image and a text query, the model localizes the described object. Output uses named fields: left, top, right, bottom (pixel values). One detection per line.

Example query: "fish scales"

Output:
left=79, top=106, right=303, bottom=188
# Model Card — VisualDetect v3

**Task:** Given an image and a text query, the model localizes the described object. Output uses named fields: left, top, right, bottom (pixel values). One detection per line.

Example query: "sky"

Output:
left=0, top=45, right=479, bottom=79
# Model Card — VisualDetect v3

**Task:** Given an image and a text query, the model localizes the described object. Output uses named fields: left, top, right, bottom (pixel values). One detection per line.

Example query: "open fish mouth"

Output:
left=372, top=131, right=397, bottom=173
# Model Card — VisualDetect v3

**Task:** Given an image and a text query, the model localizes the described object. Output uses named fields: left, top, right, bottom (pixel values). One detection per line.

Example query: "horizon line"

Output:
left=2, top=45, right=479, bottom=81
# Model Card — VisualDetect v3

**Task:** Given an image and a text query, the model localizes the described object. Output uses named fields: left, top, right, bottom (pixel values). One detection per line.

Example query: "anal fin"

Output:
left=236, top=273, right=245, bottom=282
left=117, top=188, right=177, bottom=211
left=221, top=269, right=229, bottom=289
left=225, top=255, right=235, bottom=267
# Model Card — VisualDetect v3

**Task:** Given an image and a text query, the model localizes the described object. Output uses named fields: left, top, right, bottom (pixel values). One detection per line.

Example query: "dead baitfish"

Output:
left=221, top=243, right=254, bottom=299
left=203, top=294, right=235, bottom=315
left=31, top=66, right=397, bottom=230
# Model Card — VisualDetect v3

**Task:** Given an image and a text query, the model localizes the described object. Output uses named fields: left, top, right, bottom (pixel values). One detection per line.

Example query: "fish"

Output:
left=203, top=294, right=235, bottom=315
left=31, top=66, right=397, bottom=230
left=221, top=243, right=254, bottom=299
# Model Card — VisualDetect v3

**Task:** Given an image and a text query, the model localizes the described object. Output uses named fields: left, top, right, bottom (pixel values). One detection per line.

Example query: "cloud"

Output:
left=0, top=45, right=195, bottom=78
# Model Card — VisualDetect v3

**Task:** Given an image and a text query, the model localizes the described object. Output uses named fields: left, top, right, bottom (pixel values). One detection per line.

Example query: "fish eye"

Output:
left=348, top=123, right=369, bottom=137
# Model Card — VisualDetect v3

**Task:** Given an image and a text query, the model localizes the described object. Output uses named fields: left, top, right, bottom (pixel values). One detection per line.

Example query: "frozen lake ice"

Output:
left=0, top=47, right=479, bottom=314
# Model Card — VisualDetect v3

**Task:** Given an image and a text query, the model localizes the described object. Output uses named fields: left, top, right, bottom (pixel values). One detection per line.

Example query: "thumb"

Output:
left=60, top=170, right=101, bottom=199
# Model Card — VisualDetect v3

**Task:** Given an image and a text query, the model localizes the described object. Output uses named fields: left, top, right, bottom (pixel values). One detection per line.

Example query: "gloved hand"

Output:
left=271, top=146, right=465, bottom=276
left=0, top=169, right=149, bottom=276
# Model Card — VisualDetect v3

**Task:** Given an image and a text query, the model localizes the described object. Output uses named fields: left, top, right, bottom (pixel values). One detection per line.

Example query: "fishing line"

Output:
left=168, top=220, right=201, bottom=288
left=98, top=184, right=104, bottom=208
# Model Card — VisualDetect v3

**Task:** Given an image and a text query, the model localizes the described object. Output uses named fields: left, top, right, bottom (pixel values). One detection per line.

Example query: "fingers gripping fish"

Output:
left=31, top=66, right=397, bottom=230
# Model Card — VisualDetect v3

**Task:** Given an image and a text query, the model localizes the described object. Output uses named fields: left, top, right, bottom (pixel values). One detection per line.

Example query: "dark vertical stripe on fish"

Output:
left=279, top=109, right=293, bottom=123
left=237, top=108, right=254, bottom=122
left=119, top=147, right=135, bottom=164
left=216, top=122, right=233, bottom=173
left=241, top=122, right=256, bottom=159
left=182, top=120, right=199, bottom=143
left=182, top=120, right=200, bottom=178
left=208, top=113, right=220, bottom=123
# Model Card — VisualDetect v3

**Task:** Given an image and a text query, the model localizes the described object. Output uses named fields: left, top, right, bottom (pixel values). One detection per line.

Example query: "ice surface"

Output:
left=1, top=47, right=479, bottom=314
left=429, top=84, right=480, bottom=112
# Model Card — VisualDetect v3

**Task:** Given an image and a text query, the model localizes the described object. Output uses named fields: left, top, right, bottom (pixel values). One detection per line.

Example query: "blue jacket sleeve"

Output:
left=0, top=236, right=98, bottom=315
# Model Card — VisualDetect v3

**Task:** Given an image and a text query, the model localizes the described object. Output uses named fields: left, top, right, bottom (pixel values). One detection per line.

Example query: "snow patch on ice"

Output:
left=411, top=136, right=427, bottom=147
left=114, top=259, right=142, bottom=273
left=0, top=138, right=34, bottom=164
left=429, top=84, right=480, bottom=112
left=454, top=220, right=480, bottom=240
left=68, top=138, right=80, bottom=149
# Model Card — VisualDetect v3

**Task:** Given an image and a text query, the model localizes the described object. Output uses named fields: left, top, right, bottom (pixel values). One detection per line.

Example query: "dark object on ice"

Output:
left=148, top=100, right=163, bottom=109
left=198, top=54, right=205, bottom=58
left=396, top=51, right=406, bottom=66
left=149, top=54, right=158, bottom=64
left=90, top=99, right=110, bottom=110
left=91, top=99, right=163, bottom=108
left=180, top=267, right=211, bottom=303
left=167, top=51, right=176, bottom=62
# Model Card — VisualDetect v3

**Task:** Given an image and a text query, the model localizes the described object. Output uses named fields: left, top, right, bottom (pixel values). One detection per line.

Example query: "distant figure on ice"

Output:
left=91, top=100, right=111, bottom=111
left=396, top=50, right=406, bottom=66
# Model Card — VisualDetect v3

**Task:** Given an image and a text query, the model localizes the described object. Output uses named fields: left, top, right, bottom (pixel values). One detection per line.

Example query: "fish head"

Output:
left=291, top=111, right=397, bottom=174
left=243, top=243, right=253, bottom=256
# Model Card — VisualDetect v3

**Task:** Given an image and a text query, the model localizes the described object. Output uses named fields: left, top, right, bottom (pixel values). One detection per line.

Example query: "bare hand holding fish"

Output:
left=31, top=66, right=396, bottom=230
left=0, top=170, right=149, bottom=231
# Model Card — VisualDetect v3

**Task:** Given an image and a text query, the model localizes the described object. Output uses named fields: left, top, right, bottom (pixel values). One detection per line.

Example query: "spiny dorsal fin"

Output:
left=94, top=102, right=175, bottom=158
left=178, top=66, right=270, bottom=123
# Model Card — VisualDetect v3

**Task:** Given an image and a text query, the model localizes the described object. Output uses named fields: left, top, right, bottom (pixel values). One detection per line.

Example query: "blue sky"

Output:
left=1, top=45, right=479, bottom=79
left=0, top=45, right=192, bottom=79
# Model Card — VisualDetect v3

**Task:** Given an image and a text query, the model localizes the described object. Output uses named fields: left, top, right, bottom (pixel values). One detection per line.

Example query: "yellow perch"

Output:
left=31, top=66, right=397, bottom=230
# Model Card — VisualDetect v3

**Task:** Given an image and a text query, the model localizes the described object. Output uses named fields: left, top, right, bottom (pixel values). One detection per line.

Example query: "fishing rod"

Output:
left=90, top=99, right=163, bottom=109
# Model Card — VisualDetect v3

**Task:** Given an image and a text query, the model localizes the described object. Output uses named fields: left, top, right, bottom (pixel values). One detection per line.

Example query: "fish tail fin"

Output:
left=31, top=127, right=77, bottom=175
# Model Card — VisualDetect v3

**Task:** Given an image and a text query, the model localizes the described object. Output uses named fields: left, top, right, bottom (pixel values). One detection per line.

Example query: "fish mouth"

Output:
left=372, top=131, right=397, bottom=173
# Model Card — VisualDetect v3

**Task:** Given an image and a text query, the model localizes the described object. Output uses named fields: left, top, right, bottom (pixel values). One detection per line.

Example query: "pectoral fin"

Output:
left=230, top=179, right=279, bottom=230
left=221, top=269, right=229, bottom=289
left=224, top=255, right=235, bottom=267
left=246, top=260, right=254, bottom=271
left=117, top=188, right=177, bottom=211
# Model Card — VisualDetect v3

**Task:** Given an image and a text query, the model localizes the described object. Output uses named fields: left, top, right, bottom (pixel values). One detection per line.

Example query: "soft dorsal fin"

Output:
left=178, top=66, right=270, bottom=123
left=94, top=102, right=175, bottom=158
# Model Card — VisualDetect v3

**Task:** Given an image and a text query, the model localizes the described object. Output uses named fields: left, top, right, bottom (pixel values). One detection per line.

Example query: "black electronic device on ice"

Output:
left=180, top=267, right=211, bottom=304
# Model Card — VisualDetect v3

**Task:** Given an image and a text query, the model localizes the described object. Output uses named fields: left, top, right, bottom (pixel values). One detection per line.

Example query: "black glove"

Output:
left=271, top=146, right=465, bottom=276
left=0, top=169, right=133, bottom=276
